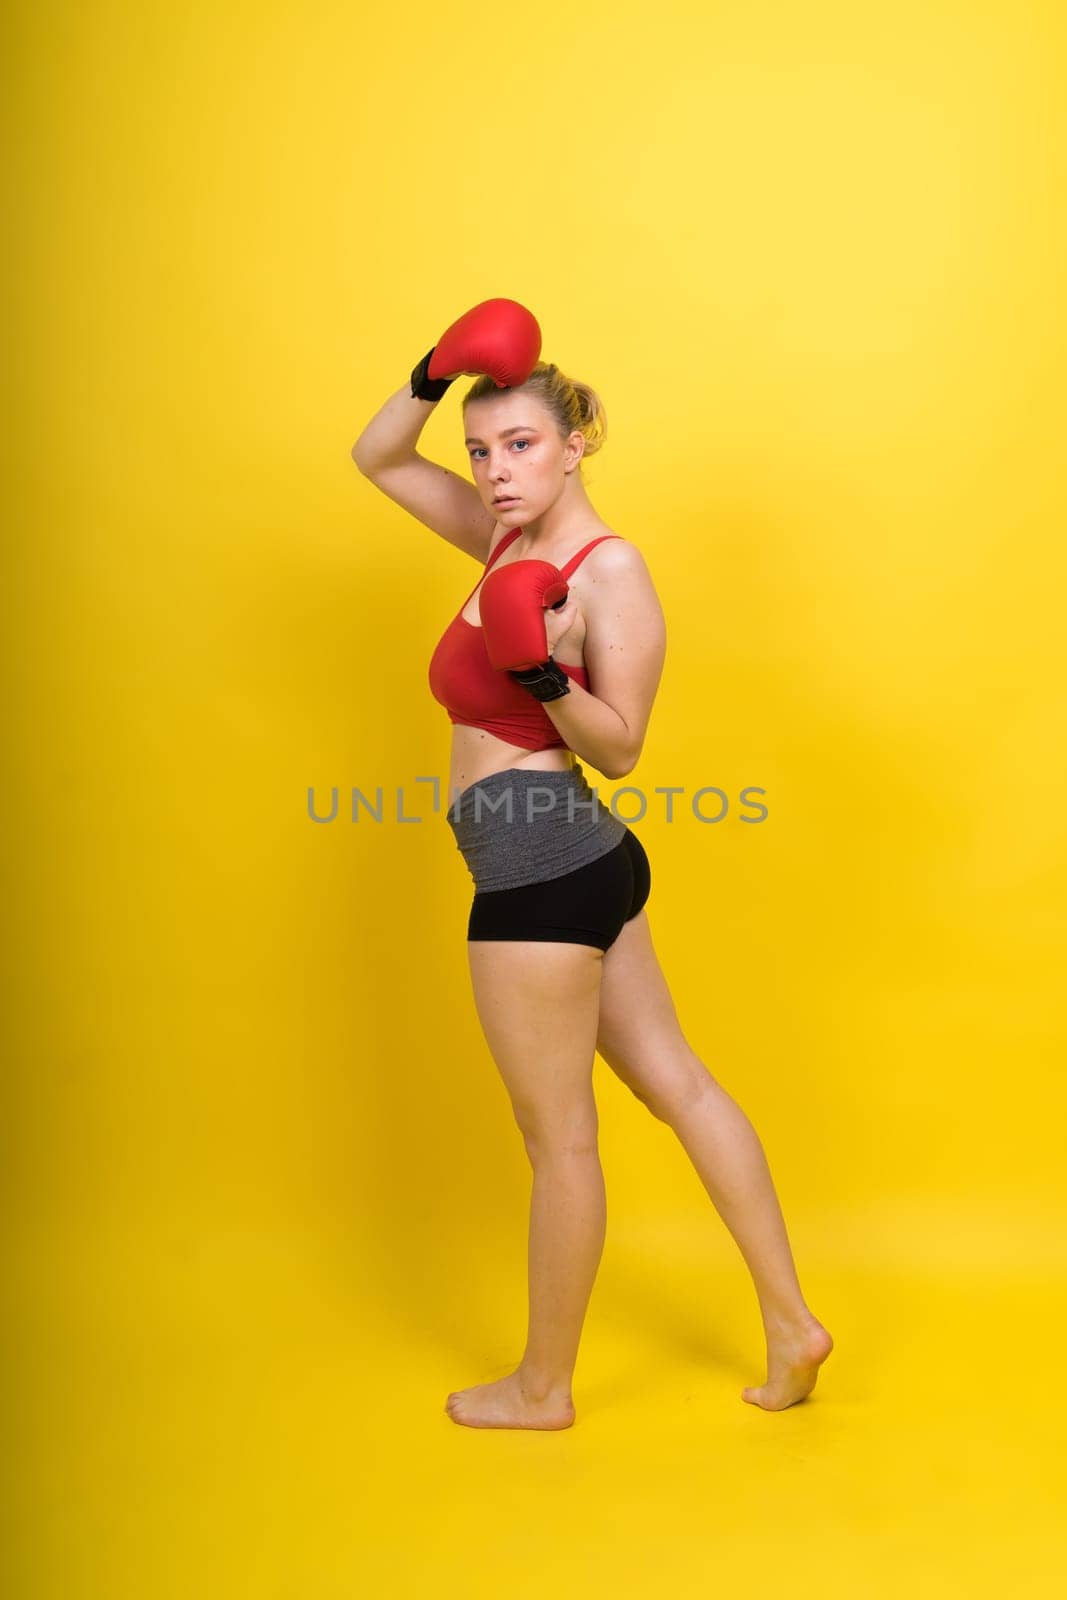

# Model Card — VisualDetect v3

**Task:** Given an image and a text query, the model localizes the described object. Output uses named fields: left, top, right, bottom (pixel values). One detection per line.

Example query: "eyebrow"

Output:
left=463, top=425, right=536, bottom=446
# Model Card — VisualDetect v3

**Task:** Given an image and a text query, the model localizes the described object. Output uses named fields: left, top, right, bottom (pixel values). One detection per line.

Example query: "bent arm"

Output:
left=351, top=379, right=495, bottom=561
left=351, top=384, right=440, bottom=472
left=540, top=679, right=638, bottom=781
left=556, top=542, right=666, bottom=778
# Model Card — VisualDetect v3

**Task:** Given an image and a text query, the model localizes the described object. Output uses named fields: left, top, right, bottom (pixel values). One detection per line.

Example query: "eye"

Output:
left=469, top=439, right=531, bottom=459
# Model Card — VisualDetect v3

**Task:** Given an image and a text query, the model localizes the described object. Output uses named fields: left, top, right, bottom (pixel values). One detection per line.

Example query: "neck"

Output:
left=514, top=480, right=600, bottom=554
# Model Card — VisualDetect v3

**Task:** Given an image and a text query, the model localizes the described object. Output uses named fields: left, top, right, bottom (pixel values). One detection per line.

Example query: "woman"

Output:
left=352, top=338, right=833, bottom=1432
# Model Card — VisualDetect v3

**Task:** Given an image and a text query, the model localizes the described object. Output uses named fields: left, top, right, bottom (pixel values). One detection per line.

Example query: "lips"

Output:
left=494, top=496, right=520, bottom=505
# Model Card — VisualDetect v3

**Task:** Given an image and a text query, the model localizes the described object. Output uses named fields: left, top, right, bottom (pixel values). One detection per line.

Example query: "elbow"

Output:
left=607, top=747, right=639, bottom=781
left=618, top=734, right=646, bottom=779
left=351, top=437, right=381, bottom=472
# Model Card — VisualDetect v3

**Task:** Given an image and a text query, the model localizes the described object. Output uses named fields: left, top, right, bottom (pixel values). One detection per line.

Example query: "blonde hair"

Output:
left=463, top=361, right=607, bottom=463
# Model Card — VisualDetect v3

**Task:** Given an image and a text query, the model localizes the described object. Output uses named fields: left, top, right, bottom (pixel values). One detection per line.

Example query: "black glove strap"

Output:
left=509, top=658, right=572, bottom=702
left=410, top=347, right=455, bottom=402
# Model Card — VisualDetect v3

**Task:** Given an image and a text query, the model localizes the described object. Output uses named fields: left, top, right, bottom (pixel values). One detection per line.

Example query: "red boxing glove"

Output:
left=479, top=560, right=569, bottom=671
left=428, top=298, right=541, bottom=390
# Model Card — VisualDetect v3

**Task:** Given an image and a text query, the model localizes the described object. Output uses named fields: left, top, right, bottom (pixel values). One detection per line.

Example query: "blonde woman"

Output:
left=352, top=302, right=833, bottom=1430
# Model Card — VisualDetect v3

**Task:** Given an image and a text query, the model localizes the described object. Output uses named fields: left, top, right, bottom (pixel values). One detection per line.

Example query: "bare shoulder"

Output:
left=579, top=535, right=662, bottom=615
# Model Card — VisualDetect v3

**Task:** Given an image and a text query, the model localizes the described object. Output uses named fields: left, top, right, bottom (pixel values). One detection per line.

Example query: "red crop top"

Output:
left=428, top=526, right=622, bottom=751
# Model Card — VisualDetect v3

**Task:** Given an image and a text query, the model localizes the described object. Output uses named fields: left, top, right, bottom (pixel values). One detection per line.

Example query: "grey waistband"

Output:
left=445, top=765, right=627, bottom=893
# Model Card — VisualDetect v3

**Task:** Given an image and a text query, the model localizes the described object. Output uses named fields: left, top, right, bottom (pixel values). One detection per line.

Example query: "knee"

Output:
left=518, top=1111, right=600, bottom=1164
left=646, top=1061, right=719, bottom=1124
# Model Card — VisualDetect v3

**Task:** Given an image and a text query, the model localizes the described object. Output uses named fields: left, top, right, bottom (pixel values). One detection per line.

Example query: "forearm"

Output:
left=540, top=678, right=634, bottom=781
left=351, top=384, right=439, bottom=471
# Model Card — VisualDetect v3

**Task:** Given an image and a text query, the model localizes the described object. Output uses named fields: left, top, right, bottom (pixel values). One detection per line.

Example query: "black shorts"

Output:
left=467, top=828, right=651, bottom=951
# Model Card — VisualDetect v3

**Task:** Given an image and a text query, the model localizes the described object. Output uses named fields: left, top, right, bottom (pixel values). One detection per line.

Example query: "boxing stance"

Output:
left=352, top=299, right=833, bottom=1430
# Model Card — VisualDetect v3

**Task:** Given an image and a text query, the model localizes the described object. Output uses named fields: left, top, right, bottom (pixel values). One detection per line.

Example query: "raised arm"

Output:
left=352, top=384, right=496, bottom=562
left=351, top=300, right=541, bottom=562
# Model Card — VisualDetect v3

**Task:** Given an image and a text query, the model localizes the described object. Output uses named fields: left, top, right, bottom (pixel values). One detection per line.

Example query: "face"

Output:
left=463, top=393, right=583, bottom=521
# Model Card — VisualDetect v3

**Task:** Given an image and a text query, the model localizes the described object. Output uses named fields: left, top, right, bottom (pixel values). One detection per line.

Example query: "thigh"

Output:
left=595, top=907, right=708, bottom=1119
left=467, top=938, right=604, bottom=1147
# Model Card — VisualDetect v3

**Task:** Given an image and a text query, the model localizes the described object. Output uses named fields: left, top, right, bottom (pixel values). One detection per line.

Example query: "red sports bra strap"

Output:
left=462, top=531, right=620, bottom=607
left=484, top=524, right=525, bottom=572
left=458, top=525, right=526, bottom=610
left=559, top=535, right=622, bottom=579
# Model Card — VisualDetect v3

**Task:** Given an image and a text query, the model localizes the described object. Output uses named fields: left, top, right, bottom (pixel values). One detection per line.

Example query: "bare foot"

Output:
left=742, top=1314, right=834, bottom=1411
left=445, top=1370, right=576, bottom=1431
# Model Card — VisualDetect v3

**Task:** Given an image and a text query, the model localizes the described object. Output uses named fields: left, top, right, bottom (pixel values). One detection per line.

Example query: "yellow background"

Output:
left=5, top=0, right=1066, bottom=1594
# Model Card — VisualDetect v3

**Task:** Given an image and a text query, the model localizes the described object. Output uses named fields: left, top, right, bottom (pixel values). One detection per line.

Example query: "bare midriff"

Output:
left=446, top=724, right=576, bottom=810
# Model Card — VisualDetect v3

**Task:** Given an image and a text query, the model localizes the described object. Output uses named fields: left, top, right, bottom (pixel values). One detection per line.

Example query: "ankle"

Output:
left=761, top=1303, right=816, bottom=1336
left=518, top=1362, right=573, bottom=1403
